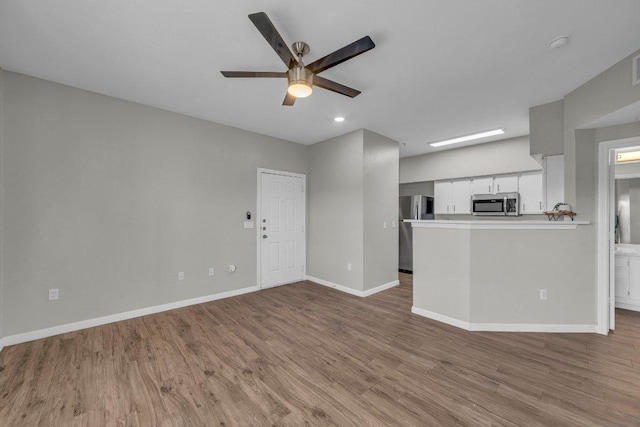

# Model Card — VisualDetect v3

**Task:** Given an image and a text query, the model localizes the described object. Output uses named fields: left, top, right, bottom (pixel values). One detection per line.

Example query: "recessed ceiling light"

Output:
left=334, top=117, right=345, bottom=122
left=430, top=128, right=505, bottom=148
left=548, top=35, right=570, bottom=50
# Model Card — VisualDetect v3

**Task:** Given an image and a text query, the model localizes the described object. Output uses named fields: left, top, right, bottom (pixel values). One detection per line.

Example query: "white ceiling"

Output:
left=1, top=1, right=640, bottom=158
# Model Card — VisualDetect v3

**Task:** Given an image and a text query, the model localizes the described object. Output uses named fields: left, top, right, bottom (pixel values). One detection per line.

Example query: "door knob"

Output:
left=263, top=235, right=268, bottom=239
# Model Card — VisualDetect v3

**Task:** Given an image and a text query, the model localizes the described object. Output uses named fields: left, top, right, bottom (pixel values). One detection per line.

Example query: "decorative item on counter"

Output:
left=545, top=202, right=576, bottom=221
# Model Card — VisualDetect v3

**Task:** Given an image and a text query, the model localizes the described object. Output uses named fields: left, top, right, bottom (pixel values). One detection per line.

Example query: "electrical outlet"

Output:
left=540, top=289, right=548, bottom=300
left=347, top=262, right=352, bottom=271
left=383, top=221, right=387, bottom=229
left=178, top=272, right=184, bottom=281
left=208, top=267, right=215, bottom=276
left=48, top=288, right=59, bottom=301
left=392, top=220, right=396, bottom=228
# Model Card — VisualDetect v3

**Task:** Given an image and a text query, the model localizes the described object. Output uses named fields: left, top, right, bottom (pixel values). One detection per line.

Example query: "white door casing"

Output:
left=257, top=169, right=305, bottom=289
left=597, top=136, right=640, bottom=334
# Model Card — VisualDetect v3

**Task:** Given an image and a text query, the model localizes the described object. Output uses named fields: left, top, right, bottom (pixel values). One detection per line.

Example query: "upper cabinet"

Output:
left=434, top=180, right=471, bottom=214
left=451, top=180, right=471, bottom=214
left=434, top=181, right=452, bottom=214
left=493, top=175, right=518, bottom=193
left=519, top=172, right=544, bottom=214
left=471, top=177, right=493, bottom=195
left=434, top=160, right=563, bottom=216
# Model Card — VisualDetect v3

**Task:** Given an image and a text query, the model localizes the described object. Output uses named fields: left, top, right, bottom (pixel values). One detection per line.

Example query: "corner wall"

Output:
left=308, top=130, right=365, bottom=291
left=0, top=69, right=4, bottom=343
left=363, top=130, right=399, bottom=290
left=2, top=72, right=309, bottom=336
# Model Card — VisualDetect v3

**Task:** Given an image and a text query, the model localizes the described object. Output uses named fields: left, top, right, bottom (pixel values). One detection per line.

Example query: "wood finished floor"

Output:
left=1, top=274, right=640, bottom=426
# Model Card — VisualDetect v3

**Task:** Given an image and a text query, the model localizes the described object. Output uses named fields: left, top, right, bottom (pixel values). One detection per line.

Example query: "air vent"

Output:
left=634, top=53, right=640, bottom=86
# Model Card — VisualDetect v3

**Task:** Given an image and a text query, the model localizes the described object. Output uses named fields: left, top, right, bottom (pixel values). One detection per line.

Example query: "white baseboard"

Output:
left=411, top=306, right=598, bottom=333
left=411, top=306, right=472, bottom=330
left=363, top=280, right=400, bottom=297
left=615, top=302, right=640, bottom=312
left=0, top=285, right=259, bottom=350
left=304, top=276, right=399, bottom=298
left=304, top=275, right=363, bottom=296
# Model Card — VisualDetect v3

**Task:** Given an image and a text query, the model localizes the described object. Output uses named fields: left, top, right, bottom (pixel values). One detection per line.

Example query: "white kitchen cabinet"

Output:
left=451, top=180, right=471, bottom=214
left=434, top=180, right=470, bottom=214
left=615, top=250, right=640, bottom=311
left=519, top=172, right=544, bottom=214
left=493, top=175, right=518, bottom=193
left=434, top=181, right=452, bottom=214
left=471, top=177, right=493, bottom=195
left=544, top=155, right=565, bottom=211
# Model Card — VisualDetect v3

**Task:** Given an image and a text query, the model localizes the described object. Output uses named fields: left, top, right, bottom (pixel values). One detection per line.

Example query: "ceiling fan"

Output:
left=221, top=12, right=375, bottom=106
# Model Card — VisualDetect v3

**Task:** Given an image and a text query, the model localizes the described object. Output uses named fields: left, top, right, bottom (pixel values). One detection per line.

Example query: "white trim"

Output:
left=411, top=306, right=471, bottom=330
left=615, top=172, right=640, bottom=179
left=408, top=219, right=588, bottom=230
left=0, top=285, right=259, bottom=349
left=256, top=168, right=306, bottom=290
left=633, top=53, right=640, bottom=86
left=304, top=275, right=399, bottom=298
left=305, top=275, right=363, bottom=296
left=468, top=323, right=598, bottom=333
left=615, top=301, right=640, bottom=312
left=597, top=136, right=640, bottom=336
left=411, top=306, right=597, bottom=333
left=362, top=280, right=400, bottom=297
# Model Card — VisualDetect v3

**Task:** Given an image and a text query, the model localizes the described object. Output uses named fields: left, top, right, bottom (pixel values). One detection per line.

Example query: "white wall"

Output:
left=2, top=72, right=309, bottom=336
left=363, top=130, right=399, bottom=290
left=400, top=136, right=540, bottom=183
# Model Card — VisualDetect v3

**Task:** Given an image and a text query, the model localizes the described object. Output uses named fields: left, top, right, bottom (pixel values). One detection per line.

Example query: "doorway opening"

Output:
left=597, top=137, right=640, bottom=334
left=256, top=168, right=306, bottom=290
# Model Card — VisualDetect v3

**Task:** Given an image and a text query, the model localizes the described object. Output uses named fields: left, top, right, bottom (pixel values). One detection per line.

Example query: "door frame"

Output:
left=256, top=168, right=306, bottom=290
left=597, top=136, right=640, bottom=334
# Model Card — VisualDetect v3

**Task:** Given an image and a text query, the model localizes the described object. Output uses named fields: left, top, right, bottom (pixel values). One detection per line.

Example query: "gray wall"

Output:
left=400, top=136, right=541, bottom=183
left=470, top=229, right=594, bottom=324
left=308, top=130, right=364, bottom=291
left=413, top=228, right=470, bottom=322
left=399, top=181, right=434, bottom=197
left=363, top=130, right=399, bottom=290
left=564, top=48, right=640, bottom=210
left=529, top=99, right=564, bottom=157
left=0, top=69, right=4, bottom=339
left=2, top=72, right=309, bottom=336
left=412, top=226, right=595, bottom=325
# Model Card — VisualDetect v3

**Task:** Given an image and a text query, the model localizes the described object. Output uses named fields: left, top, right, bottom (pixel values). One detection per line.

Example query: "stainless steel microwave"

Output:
left=472, top=193, right=520, bottom=216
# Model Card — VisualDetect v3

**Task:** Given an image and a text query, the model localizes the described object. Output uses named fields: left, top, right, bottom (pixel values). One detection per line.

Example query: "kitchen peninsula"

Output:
left=407, top=219, right=594, bottom=333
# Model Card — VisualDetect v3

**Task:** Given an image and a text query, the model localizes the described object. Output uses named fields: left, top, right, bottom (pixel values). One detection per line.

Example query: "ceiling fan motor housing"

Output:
left=287, top=66, right=314, bottom=97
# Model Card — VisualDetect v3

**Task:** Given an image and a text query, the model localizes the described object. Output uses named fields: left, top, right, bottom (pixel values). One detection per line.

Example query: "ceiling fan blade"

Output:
left=221, top=71, right=286, bottom=78
left=282, top=92, right=296, bottom=106
left=305, top=36, right=375, bottom=75
left=313, top=76, right=361, bottom=98
left=248, top=12, right=297, bottom=69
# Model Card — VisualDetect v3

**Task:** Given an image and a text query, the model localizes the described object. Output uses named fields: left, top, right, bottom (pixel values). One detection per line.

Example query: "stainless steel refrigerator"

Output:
left=399, top=195, right=434, bottom=272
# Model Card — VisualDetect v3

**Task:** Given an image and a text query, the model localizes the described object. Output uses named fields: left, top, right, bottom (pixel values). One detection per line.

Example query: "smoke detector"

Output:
left=548, top=35, right=570, bottom=50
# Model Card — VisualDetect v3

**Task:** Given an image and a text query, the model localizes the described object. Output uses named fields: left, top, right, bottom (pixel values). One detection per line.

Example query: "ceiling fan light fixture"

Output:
left=287, top=67, right=314, bottom=98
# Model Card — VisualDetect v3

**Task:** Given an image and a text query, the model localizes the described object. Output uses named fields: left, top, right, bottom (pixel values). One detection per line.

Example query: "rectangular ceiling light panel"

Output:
left=430, top=128, right=505, bottom=148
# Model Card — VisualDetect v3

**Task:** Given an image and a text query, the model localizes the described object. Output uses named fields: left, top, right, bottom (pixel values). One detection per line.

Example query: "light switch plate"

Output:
left=244, top=221, right=254, bottom=229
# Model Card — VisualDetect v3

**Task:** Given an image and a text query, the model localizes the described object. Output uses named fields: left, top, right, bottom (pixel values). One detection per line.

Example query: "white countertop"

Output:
left=405, top=219, right=590, bottom=230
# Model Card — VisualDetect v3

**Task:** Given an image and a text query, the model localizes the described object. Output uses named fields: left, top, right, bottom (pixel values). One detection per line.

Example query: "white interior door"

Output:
left=259, top=171, right=305, bottom=288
